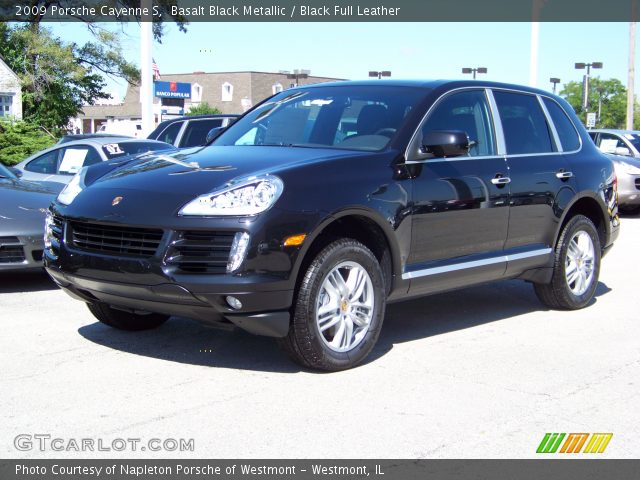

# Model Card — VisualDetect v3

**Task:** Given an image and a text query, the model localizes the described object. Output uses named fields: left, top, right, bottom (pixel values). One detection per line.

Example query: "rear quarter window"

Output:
left=543, top=98, right=581, bottom=151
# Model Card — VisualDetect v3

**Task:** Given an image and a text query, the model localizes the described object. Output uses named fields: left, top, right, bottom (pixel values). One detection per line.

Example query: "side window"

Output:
left=58, top=146, right=102, bottom=175
left=25, top=150, right=59, bottom=174
left=180, top=119, right=224, bottom=148
left=493, top=91, right=554, bottom=154
left=598, top=133, right=627, bottom=154
left=420, top=90, right=496, bottom=156
left=156, top=122, right=183, bottom=145
left=543, top=98, right=581, bottom=151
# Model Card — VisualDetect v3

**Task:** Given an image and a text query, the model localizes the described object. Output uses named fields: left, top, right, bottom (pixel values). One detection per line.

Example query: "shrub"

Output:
left=0, top=120, right=56, bottom=166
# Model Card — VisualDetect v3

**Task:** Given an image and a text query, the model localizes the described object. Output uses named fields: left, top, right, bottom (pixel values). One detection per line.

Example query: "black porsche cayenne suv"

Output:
left=44, top=80, right=619, bottom=371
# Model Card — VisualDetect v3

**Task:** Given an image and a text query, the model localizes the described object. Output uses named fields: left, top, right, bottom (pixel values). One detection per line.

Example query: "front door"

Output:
left=407, top=89, right=510, bottom=295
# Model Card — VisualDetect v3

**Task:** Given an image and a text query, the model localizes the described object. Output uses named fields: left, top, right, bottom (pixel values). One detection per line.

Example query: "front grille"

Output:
left=166, top=231, right=235, bottom=274
left=635, top=178, right=640, bottom=190
left=70, top=222, right=163, bottom=257
left=0, top=237, right=25, bottom=263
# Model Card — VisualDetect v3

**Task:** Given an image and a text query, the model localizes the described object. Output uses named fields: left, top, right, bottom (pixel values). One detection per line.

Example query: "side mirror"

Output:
left=205, top=127, right=226, bottom=146
left=422, top=130, right=470, bottom=158
left=615, top=146, right=631, bottom=157
left=9, top=167, right=23, bottom=178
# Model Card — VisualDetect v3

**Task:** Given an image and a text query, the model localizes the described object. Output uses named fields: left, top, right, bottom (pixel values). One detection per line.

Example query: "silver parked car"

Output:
left=14, top=137, right=176, bottom=184
left=0, top=163, right=63, bottom=271
left=588, top=129, right=640, bottom=213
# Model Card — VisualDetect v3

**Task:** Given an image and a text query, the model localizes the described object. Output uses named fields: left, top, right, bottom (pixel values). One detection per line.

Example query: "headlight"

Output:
left=44, top=211, right=54, bottom=249
left=179, top=175, right=284, bottom=216
left=57, top=168, right=86, bottom=205
left=619, top=161, right=640, bottom=175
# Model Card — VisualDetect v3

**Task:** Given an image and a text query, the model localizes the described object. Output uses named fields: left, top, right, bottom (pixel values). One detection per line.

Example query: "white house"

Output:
left=0, top=55, right=22, bottom=120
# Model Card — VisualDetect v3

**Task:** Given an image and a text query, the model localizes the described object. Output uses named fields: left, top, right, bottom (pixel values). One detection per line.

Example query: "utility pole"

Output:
left=140, top=0, right=154, bottom=136
left=627, top=17, right=636, bottom=130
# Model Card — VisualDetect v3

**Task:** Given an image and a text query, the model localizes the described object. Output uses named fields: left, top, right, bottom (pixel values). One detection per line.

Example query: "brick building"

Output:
left=75, top=71, right=344, bottom=134
left=0, top=55, right=22, bottom=120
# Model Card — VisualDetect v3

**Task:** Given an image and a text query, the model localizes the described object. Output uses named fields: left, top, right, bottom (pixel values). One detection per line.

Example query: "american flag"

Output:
left=152, top=58, right=160, bottom=80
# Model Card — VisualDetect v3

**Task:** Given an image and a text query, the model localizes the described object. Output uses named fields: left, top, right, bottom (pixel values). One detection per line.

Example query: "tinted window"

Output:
left=58, top=146, right=102, bottom=175
left=217, top=86, right=426, bottom=152
left=102, top=141, right=173, bottom=159
left=493, top=91, right=554, bottom=154
left=25, top=150, right=59, bottom=174
left=543, top=98, right=580, bottom=151
left=155, top=122, right=183, bottom=145
left=420, top=89, right=496, bottom=156
left=180, top=119, right=224, bottom=148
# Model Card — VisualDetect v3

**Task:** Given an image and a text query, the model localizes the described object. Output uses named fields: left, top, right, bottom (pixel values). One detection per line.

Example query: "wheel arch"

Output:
left=555, top=192, right=609, bottom=250
left=293, top=208, right=404, bottom=298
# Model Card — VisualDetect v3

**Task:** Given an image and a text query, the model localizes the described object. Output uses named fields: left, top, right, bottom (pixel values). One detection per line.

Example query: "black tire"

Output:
left=534, top=215, right=601, bottom=310
left=87, top=302, right=169, bottom=331
left=278, top=239, right=386, bottom=371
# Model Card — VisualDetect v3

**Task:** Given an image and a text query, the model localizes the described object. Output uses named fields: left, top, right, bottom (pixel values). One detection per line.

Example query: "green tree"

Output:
left=0, top=120, right=56, bottom=166
left=560, top=77, right=628, bottom=129
left=186, top=102, right=222, bottom=116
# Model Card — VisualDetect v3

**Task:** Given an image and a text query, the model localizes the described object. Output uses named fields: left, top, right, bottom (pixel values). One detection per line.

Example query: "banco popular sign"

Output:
left=154, top=81, right=191, bottom=99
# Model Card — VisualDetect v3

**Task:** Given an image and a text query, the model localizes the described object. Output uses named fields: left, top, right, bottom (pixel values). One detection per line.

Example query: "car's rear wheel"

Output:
left=87, top=302, right=169, bottom=331
left=534, top=215, right=601, bottom=310
left=278, top=238, right=386, bottom=371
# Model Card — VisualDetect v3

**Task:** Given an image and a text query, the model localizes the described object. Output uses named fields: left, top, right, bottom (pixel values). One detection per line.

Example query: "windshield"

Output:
left=0, top=163, right=16, bottom=180
left=215, top=85, right=427, bottom=151
left=624, top=133, right=640, bottom=151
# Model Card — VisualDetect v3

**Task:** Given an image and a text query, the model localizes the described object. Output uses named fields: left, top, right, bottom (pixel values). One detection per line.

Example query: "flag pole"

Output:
left=140, top=0, right=154, bottom=136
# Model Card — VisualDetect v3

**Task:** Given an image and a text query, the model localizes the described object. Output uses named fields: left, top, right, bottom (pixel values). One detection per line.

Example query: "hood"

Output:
left=0, top=179, right=60, bottom=235
left=60, top=146, right=368, bottom=219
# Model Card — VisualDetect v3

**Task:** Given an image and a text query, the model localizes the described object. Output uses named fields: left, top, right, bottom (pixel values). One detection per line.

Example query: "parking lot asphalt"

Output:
left=2, top=216, right=639, bottom=459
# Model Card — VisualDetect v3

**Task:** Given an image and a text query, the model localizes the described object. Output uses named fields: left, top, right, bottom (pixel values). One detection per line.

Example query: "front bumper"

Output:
left=0, top=233, right=44, bottom=271
left=42, top=209, right=317, bottom=338
left=616, top=172, right=640, bottom=206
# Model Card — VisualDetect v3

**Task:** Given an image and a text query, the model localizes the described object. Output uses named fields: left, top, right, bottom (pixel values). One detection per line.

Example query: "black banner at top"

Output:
left=1, top=0, right=640, bottom=22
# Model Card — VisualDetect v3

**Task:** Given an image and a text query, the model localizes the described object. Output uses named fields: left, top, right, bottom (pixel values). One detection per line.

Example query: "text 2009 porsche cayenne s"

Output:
left=45, top=80, right=619, bottom=370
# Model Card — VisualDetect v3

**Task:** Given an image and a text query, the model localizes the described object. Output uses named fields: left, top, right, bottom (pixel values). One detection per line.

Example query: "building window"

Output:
left=192, top=83, right=202, bottom=103
left=289, top=83, right=296, bottom=89
left=221, top=82, right=233, bottom=102
left=0, top=95, right=13, bottom=117
left=272, top=83, right=283, bottom=94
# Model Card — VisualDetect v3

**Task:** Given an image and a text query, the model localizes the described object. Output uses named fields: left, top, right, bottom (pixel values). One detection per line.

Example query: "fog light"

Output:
left=226, top=296, right=242, bottom=310
left=227, top=232, right=250, bottom=273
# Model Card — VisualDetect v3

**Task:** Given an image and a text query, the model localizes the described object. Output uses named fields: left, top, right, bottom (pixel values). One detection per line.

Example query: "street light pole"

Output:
left=369, top=71, right=391, bottom=79
left=462, top=67, right=487, bottom=80
left=549, top=77, right=561, bottom=94
left=575, top=61, right=603, bottom=114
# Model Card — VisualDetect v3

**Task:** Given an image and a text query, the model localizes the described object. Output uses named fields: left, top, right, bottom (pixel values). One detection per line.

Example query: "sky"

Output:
left=49, top=21, right=635, bottom=102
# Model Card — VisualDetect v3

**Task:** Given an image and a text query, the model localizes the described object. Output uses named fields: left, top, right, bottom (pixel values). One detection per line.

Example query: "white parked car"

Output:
left=13, top=137, right=177, bottom=185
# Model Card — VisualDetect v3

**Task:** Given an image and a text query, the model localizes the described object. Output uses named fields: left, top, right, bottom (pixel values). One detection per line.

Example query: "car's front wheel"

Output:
left=279, top=239, right=386, bottom=371
left=87, top=302, right=169, bottom=331
left=534, top=214, right=601, bottom=310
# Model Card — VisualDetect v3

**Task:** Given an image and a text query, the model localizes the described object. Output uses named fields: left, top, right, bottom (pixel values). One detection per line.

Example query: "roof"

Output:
left=298, top=78, right=559, bottom=96
left=0, top=54, right=20, bottom=83
left=589, top=128, right=640, bottom=134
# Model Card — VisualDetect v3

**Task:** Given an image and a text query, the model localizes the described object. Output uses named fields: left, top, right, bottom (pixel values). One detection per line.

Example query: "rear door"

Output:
left=491, top=89, right=576, bottom=275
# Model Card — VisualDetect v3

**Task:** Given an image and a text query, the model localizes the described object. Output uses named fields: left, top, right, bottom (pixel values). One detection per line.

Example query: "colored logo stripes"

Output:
left=537, top=433, right=612, bottom=454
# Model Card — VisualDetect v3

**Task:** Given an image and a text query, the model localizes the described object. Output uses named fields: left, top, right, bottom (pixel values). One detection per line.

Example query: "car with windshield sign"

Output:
left=14, top=138, right=176, bottom=185
left=44, top=80, right=619, bottom=370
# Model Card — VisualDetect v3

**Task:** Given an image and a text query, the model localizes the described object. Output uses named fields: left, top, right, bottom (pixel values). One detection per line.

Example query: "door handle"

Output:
left=556, top=170, right=574, bottom=180
left=491, top=176, right=511, bottom=185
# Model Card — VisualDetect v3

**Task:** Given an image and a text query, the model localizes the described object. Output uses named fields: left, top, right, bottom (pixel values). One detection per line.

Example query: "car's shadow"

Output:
left=0, top=269, right=58, bottom=293
left=78, top=279, right=612, bottom=372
